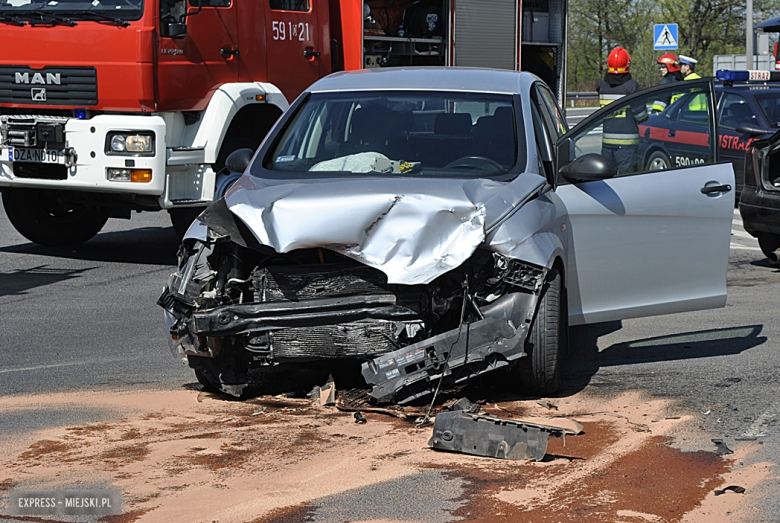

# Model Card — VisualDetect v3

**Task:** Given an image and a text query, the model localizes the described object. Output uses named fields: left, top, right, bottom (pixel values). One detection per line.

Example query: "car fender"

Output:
left=485, top=194, right=566, bottom=270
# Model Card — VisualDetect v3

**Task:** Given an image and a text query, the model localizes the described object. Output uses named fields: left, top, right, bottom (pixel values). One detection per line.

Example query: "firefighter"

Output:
left=679, top=55, right=701, bottom=80
left=595, top=47, right=646, bottom=173
left=651, top=53, right=683, bottom=113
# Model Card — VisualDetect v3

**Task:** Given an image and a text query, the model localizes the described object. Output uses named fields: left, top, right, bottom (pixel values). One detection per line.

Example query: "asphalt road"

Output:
left=0, top=198, right=779, bottom=520
left=0, top=205, right=191, bottom=399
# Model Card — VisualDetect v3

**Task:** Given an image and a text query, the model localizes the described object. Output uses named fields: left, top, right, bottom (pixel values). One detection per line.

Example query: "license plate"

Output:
left=8, top=147, right=64, bottom=164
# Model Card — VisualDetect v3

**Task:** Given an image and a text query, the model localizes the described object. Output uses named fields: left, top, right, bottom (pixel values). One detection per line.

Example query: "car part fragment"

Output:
left=362, top=315, right=525, bottom=405
left=361, top=285, right=542, bottom=405
left=428, top=411, right=583, bottom=461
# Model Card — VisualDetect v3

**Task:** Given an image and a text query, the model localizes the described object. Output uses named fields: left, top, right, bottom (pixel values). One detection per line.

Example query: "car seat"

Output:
left=342, top=106, right=396, bottom=156
left=473, top=107, right=516, bottom=166
left=433, top=113, right=472, bottom=135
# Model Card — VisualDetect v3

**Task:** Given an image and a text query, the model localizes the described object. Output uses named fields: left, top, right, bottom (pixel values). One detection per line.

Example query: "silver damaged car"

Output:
left=159, top=68, right=735, bottom=403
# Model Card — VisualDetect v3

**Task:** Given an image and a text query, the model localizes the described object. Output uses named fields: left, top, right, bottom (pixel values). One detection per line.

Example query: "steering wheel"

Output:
left=443, top=156, right=505, bottom=171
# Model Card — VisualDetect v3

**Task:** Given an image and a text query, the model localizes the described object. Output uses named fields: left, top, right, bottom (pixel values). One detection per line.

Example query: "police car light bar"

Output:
left=716, top=69, right=780, bottom=82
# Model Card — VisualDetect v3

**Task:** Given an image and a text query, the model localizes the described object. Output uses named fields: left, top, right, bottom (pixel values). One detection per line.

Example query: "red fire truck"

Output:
left=0, top=0, right=567, bottom=245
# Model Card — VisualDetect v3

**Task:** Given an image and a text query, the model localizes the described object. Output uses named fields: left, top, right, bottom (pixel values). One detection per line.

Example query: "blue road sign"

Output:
left=654, top=24, right=678, bottom=50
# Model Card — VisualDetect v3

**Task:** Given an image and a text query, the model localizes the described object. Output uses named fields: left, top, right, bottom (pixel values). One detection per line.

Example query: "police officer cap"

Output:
left=679, top=55, right=698, bottom=66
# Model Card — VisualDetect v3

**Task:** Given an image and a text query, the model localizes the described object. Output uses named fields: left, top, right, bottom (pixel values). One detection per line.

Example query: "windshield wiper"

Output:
left=58, top=9, right=130, bottom=27
left=16, top=11, right=78, bottom=26
left=0, top=13, right=28, bottom=26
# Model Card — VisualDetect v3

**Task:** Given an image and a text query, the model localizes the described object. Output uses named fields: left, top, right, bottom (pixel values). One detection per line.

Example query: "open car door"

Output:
left=554, top=79, right=734, bottom=325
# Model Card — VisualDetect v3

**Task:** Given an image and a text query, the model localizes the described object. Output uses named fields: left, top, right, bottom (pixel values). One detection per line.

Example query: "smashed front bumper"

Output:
left=159, top=231, right=547, bottom=403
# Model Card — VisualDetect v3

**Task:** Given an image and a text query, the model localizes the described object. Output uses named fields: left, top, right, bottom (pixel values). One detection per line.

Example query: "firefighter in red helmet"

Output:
left=658, top=53, right=682, bottom=78
left=595, top=47, right=645, bottom=173
left=652, top=53, right=683, bottom=112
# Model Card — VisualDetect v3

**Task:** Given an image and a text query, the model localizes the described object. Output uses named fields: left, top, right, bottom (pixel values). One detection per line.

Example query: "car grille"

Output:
left=0, top=66, right=98, bottom=106
left=253, top=263, right=391, bottom=302
left=271, top=323, right=398, bottom=359
left=13, top=162, right=67, bottom=180
left=250, top=263, right=419, bottom=359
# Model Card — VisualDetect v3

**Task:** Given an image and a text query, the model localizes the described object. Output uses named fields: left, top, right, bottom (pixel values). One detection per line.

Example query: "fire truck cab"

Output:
left=0, top=0, right=567, bottom=245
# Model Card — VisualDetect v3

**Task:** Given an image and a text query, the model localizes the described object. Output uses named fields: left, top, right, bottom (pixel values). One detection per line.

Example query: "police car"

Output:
left=638, top=69, right=780, bottom=196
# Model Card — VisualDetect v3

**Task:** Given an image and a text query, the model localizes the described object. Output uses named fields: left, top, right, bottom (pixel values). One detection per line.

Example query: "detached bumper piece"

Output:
left=429, top=411, right=583, bottom=461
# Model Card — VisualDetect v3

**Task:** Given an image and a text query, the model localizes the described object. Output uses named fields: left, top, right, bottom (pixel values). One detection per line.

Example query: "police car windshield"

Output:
left=754, top=93, right=780, bottom=127
left=264, top=91, right=522, bottom=179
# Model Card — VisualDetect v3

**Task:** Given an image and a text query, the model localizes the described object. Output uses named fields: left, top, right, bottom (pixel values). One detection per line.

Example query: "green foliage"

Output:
left=567, top=0, right=780, bottom=91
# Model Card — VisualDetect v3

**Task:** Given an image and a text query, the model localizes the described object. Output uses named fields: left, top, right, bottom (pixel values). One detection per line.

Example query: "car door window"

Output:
left=536, top=84, right=568, bottom=138
left=720, top=93, right=756, bottom=130
left=270, top=0, right=309, bottom=10
left=677, top=93, right=709, bottom=126
left=530, top=94, right=555, bottom=181
left=559, top=80, right=716, bottom=178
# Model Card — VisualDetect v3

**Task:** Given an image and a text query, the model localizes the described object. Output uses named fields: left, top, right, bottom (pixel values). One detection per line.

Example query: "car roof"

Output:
left=716, top=82, right=780, bottom=94
left=308, top=67, right=531, bottom=95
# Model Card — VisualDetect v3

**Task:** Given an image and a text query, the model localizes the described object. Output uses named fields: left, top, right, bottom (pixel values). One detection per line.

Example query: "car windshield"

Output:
left=0, top=0, right=142, bottom=21
left=754, top=92, right=780, bottom=128
left=263, top=90, right=521, bottom=178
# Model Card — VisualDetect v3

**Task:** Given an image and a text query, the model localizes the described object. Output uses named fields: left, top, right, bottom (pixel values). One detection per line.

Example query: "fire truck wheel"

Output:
left=516, top=266, right=565, bottom=396
left=647, top=150, right=671, bottom=171
left=168, top=207, right=205, bottom=240
left=2, top=188, right=109, bottom=246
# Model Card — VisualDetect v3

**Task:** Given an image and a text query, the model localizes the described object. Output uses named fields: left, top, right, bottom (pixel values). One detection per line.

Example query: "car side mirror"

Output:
left=558, top=153, right=617, bottom=183
left=225, top=148, right=255, bottom=173
left=736, top=123, right=770, bottom=136
left=167, top=22, right=187, bottom=38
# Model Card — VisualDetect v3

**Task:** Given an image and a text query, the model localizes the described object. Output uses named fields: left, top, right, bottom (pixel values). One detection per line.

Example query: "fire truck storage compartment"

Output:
left=522, top=0, right=549, bottom=42
left=364, top=0, right=447, bottom=67
left=362, top=0, right=567, bottom=104
left=522, top=0, right=566, bottom=104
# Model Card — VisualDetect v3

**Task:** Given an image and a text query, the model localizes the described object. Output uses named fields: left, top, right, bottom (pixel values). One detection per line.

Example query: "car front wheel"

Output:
left=517, top=266, right=566, bottom=396
left=647, top=150, right=672, bottom=171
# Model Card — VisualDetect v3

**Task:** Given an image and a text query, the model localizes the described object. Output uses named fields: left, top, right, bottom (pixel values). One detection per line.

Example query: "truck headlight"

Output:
left=107, top=168, right=153, bottom=183
left=106, top=132, right=155, bottom=155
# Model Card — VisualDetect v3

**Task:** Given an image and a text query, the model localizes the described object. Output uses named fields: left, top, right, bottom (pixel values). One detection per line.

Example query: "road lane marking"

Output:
left=0, top=360, right=123, bottom=374
left=743, top=401, right=780, bottom=438
left=731, top=230, right=754, bottom=240
left=730, top=244, right=762, bottom=251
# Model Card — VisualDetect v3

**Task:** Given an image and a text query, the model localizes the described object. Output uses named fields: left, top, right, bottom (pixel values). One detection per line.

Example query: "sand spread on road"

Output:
left=0, top=387, right=772, bottom=522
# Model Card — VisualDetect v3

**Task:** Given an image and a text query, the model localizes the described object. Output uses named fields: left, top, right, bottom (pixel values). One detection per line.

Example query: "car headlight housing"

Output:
left=106, top=132, right=155, bottom=155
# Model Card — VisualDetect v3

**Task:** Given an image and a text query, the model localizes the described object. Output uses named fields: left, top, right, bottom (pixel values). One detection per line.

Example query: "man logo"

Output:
left=31, top=88, right=47, bottom=102
left=15, top=72, right=61, bottom=85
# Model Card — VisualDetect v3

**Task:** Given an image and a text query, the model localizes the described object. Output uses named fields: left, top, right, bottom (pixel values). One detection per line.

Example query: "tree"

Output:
left=567, top=0, right=780, bottom=92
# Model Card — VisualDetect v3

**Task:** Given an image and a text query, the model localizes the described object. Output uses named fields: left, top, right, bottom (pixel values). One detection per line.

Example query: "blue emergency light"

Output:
left=716, top=69, right=780, bottom=82
left=716, top=70, right=750, bottom=82
left=73, top=108, right=88, bottom=119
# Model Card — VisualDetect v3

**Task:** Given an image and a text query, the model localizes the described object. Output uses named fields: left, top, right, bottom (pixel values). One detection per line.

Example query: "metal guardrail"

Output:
left=565, top=91, right=598, bottom=107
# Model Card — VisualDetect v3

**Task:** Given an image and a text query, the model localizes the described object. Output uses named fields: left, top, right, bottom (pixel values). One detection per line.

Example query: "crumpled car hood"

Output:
left=222, top=173, right=547, bottom=285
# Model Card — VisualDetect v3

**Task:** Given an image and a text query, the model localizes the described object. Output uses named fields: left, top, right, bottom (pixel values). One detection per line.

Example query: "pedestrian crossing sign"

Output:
left=654, top=24, right=678, bottom=50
